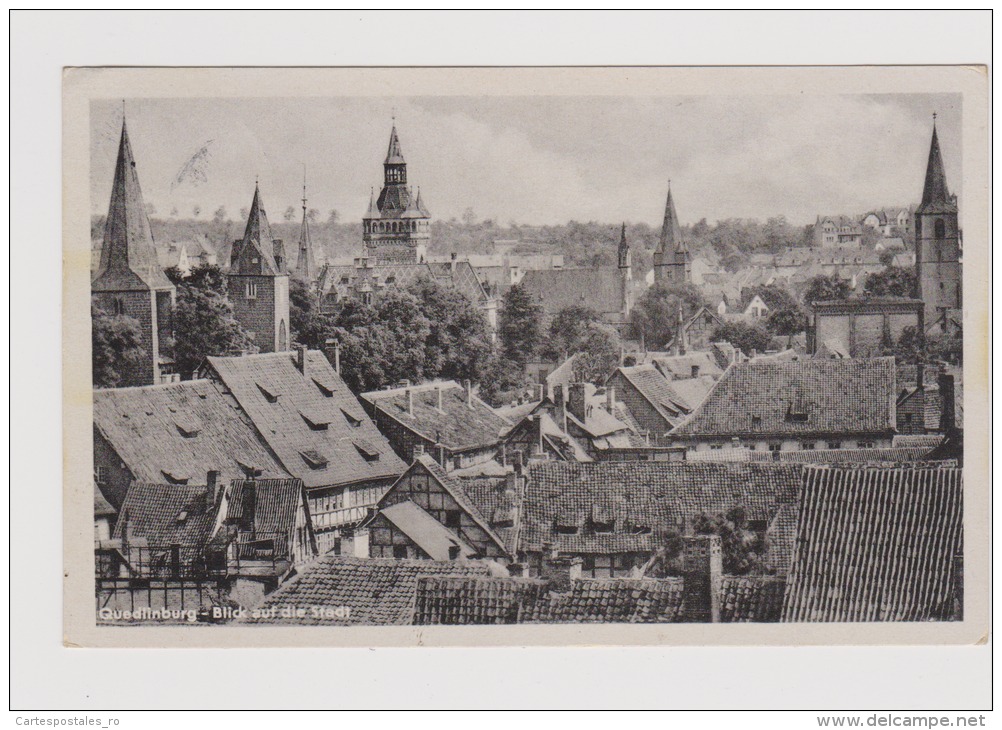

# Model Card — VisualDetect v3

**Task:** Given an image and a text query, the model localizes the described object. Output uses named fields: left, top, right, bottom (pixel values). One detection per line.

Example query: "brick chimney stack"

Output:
left=567, top=383, right=588, bottom=424
left=436, top=384, right=444, bottom=411
left=938, top=372, right=956, bottom=432
left=206, top=470, right=220, bottom=504
left=539, top=543, right=582, bottom=591
left=405, top=388, right=414, bottom=417
left=680, top=534, right=722, bottom=623
left=295, top=344, right=307, bottom=375
left=464, top=379, right=474, bottom=409
left=606, top=386, right=616, bottom=413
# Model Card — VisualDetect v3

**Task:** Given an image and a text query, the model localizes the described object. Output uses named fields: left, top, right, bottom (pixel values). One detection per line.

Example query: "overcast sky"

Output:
left=90, top=94, right=961, bottom=227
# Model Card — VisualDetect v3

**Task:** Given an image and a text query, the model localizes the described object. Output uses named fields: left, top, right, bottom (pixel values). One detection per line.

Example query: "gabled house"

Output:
left=103, top=475, right=317, bottom=596
left=604, top=364, right=695, bottom=445
left=200, top=348, right=406, bottom=551
left=360, top=380, right=511, bottom=472
left=363, top=454, right=511, bottom=561
left=93, top=378, right=289, bottom=510
left=670, top=357, right=898, bottom=453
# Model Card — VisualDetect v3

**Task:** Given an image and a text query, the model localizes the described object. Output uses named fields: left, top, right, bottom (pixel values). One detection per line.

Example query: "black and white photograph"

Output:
left=72, top=70, right=983, bottom=638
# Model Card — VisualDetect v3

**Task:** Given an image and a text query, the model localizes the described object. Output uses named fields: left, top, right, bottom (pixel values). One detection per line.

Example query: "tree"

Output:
left=407, top=278, right=494, bottom=384
left=307, top=208, right=319, bottom=225
left=803, top=274, right=851, bottom=306
left=92, top=301, right=147, bottom=388
left=283, top=206, right=296, bottom=222
left=692, top=507, right=767, bottom=576
left=477, top=352, right=532, bottom=408
left=327, top=290, right=432, bottom=392
left=710, top=321, right=773, bottom=356
left=765, top=306, right=806, bottom=336
left=168, top=265, right=252, bottom=378
left=630, top=282, right=705, bottom=349
left=543, top=306, right=622, bottom=384
left=498, top=284, right=543, bottom=368
left=288, top=278, right=331, bottom=350
left=864, top=266, right=916, bottom=298
left=327, top=209, right=340, bottom=226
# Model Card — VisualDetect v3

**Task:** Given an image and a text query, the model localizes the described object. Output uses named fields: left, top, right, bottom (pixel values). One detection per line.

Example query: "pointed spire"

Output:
left=93, top=116, right=173, bottom=292
left=657, top=183, right=688, bottom=255
left=385, top=122, right=405, bottom=164
left=672, top=301, right=688, bottom=356
left=295, top=172, right=316, bottom=282
left=415, top=186, right=430, bottom=216
left=364, top=187, right=379, bottom=219
left=917, top=116, right=956, bottom=214
left=233, top=182, right=280, bottom=275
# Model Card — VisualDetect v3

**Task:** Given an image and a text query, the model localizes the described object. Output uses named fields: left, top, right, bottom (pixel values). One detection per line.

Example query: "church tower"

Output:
left=228, top=184, right=290, bottom=353
left=618, top=223, right=633, bottom=320
left=362, top=121, right=431, bottom=264
left=92, top=118, right=176, bottom=386
left=293, top=175, right=318, bottom=287
left=914, top=117, right=962, bottom=325
left=653, top=183, right=691, bottom=286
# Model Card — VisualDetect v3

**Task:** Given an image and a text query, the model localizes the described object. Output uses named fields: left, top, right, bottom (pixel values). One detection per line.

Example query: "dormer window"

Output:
left=174, top=414, right=202, bottom=438
left=341, top=409, right=362, bottom=428
left=353, top=440, right=381, bottom=462
left=554, top=510, right=582, bottom=535
left=300, top=449, right=328, bottom=470
left=256, top=383, right=279, bottom=403
left=312, top=379, right=334, bottom=398
left=300, top=411, right=330, bottom=431
left=161, top=469, right=190, bottom=485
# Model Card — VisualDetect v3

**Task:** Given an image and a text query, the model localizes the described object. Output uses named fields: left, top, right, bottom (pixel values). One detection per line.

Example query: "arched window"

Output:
left=278, top=320, right=287, bottom=351
left=112, top=297, right=126, bottom=315
left=934, top=219, right=946, bottom=238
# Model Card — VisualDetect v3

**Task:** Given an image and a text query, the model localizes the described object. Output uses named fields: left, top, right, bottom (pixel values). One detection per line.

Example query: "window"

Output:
left=802, top=441, right=816, bottom=450
left=827, top=441, right=842, bottom=450
left=392, top=545, right=408, bottom=559
left=94, top=466, right=108, bottom=485
left=934, top=219, right=946, bottom=238
left=445, top=511, right=462, bottom=529
left=245, top=281, right=258, bottom=299
left=904, top=413, right=913, bottom=425
left=691, top=365, right=700, bottom=378
left=858, top=440, right=875, bottom=449
left=768, top=443, right=782, bottom=453
left=112, top=298, right=126, bottom=315
left=710, top=444, right=723, bottom=451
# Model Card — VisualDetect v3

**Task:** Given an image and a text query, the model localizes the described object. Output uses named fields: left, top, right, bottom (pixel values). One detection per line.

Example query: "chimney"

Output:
left=540, top=549, right=582, bottom=592
left=464, top=379, right=474, bottom=409
left=938, top=372, right=956, bottom=432
left=606, top=386, right=616, bottom=413
left=536, top=383, right=545, bottom=402
left=553, top=384, right=567, bottom=433
left=405, top=389, right=414, bottom=416
left=436, top=385, right=444, bottom=411
left=567, top=383, right=587, bottom=424
left=680, top=534, right=722, bottom=623
left=412, top=443, right=425, bottom=460
left=295, top=344, right=307, bottom=375
left=351, top=528, right=370, bottom=559
left=916, top=362, right=925, bottom=391
left=206, top=470, right=220, bottom=504
left=325, top=338, right=341, bottom=375
left=512, top=449, right=524, bottom=475
left=450, top=252, right=458, bottom=272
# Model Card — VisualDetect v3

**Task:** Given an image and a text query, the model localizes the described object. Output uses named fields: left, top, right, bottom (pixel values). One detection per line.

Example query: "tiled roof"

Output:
left=320, top=261, right=487, bottom=304
left=240, top=556, right=493, bottom=625
left=764, top=503, right=799, bottom=574
left=672, top=357, right=897, bottom=439
left=519, top=268, right=626, bottom=320
left=612, top=365, right=692, bottom=429
left=719, top=575, right=787, bottom=623
left=206, top=351, right=405, bottom=490
left=226, top=478, right=304, bottom=540
left=93, top=379, right=289, bottom=501
left=92, top=120, right=174, bottom=293
left=769, top=447, right=936, bottom=464
left=414, top=576, right=686, bottom=624
left=518, top=461, right=802, bottom=554
left=892, top=434, right=945, bottom=449
left=379, top=500, right=479, bottom=560
left=782, top=465, right=963, bottom=622
left=113, top=482, right=217, bottom=562
left=649, top=351, right=724, bottom=382
left=455, top=475, right=519, bottom=553
left=362, top=381, right=510, bottom=453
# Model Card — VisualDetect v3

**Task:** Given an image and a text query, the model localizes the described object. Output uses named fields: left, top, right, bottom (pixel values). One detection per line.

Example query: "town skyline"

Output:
left=90, top=94, right=961, bottom=228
